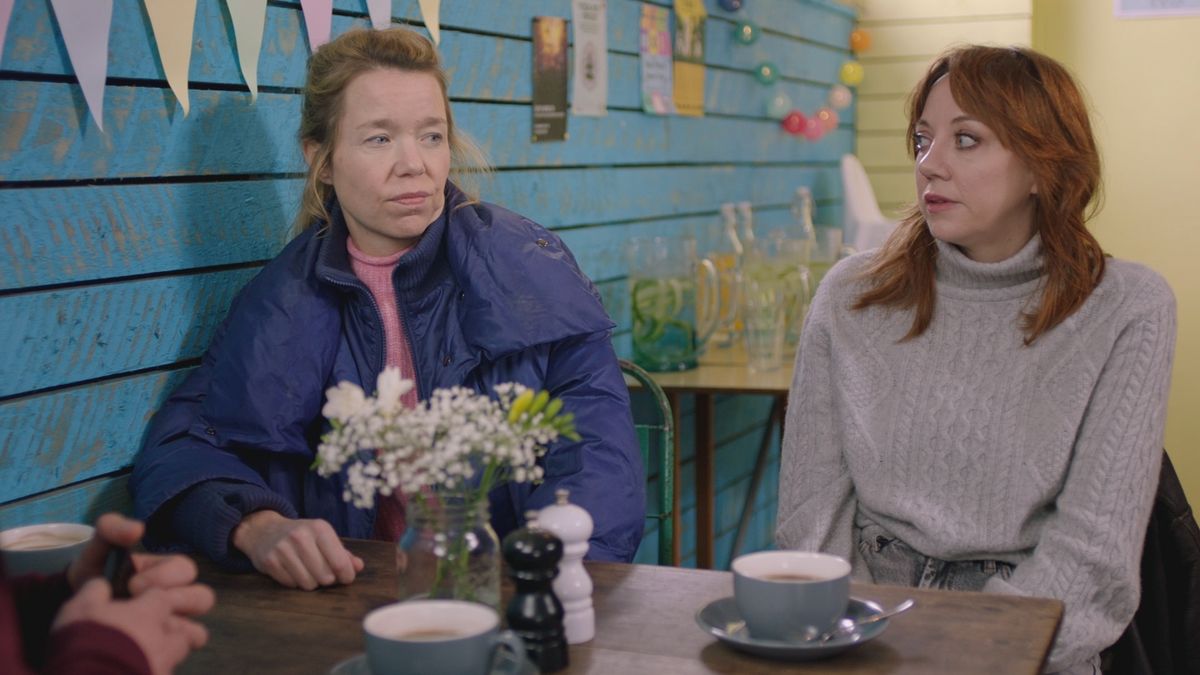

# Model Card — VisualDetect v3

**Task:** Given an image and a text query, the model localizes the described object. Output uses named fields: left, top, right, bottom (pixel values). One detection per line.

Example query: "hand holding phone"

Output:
left=103, top=546, right=135, bottom=599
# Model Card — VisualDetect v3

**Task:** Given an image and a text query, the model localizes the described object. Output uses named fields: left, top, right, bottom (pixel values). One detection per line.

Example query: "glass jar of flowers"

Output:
left=313, top=367, right=578, bottom=610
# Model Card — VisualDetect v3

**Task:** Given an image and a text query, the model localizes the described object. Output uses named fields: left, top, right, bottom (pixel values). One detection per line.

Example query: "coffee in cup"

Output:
left=731, top=550, right=850, bottom=642
left=363, top=600, right=528, bottom=675
left=0, top=523, right=94, bottom=577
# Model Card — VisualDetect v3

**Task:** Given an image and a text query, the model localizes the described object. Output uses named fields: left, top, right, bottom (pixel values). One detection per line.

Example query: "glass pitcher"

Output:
left=626, top=236, right=719, bottom=372
left=746, top=231, right=813, bottom=357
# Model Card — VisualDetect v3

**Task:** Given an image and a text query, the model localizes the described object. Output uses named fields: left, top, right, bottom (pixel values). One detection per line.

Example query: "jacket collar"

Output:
left=310, top=183, right=613, bottom=362
left=313, top=189, right=453, bottom=294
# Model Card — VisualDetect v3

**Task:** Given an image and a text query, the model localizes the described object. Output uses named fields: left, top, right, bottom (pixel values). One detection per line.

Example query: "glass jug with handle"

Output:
left=626, top=236, right=719, bottom=372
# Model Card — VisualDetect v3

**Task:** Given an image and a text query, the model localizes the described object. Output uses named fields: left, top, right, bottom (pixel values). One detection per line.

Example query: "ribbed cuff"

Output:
left=171, top=480, right=297, bottom=571
left=45, top=622, right=152, bottom=675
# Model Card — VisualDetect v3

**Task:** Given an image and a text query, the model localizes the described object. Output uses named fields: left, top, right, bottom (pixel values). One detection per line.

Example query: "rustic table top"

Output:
left=181, top=539, right=1062, bottom=674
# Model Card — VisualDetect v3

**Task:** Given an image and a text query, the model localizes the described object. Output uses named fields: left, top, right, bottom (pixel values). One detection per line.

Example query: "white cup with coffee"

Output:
left=731, top=550, right=851, bottom=642
left=0, top=522, right=94, bottom=577
left=363, top=599, right=528, bottom=675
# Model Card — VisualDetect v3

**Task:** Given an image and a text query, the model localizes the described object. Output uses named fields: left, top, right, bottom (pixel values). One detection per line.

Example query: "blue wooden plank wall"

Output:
left=0, top=0, right=856, bottom=569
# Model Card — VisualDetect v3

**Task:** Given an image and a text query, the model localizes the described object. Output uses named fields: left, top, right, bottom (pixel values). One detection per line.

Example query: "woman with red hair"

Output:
left=777, top=46, right=1175, bottom=674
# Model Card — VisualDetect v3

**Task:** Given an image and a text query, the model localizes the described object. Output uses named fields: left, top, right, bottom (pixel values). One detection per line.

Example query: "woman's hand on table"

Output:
left=232, top=510, right=364, bottom=590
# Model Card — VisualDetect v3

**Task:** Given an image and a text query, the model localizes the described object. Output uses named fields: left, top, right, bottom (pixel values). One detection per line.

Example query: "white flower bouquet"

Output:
left=314, top=367, right=579, bottom=508
left=313, top=367, right=579, bottom=606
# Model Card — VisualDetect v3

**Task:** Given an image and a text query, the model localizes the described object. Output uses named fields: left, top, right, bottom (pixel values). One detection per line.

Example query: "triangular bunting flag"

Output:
left=48, top=0, right=113, bottom=131
left=225, top=0, right=267, bottom=100
left=418, top=0, right=440, bottom=45
left=367, top=0, right=391, bottom=30
left=0, top=0, right=13, bottom=69
left=144, top=0, right=198, bottom=115
left=300, top=0, right=332, bottom=51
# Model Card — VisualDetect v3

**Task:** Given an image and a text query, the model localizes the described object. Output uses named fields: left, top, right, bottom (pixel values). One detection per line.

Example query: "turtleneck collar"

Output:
left=934, top=234, right=1045, bottom=300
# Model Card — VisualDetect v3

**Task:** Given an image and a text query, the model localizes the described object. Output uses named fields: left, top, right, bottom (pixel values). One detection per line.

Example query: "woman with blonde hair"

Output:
left=777, top=45, right=1175, bottom=674
left=132, top=28, right=644, bottom=589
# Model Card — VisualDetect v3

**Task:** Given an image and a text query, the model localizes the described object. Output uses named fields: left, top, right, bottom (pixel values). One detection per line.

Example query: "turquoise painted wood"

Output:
left=0, top=82, right=850, bottom=179
left=0, top=475, right=132, bottom=530
left=2, top=181, right=299, bottom=290
left=2, top=165, right=840, bottom=290
left=0, top=0, right=857, bottom=566
left=0, top=371, right=191, bottom=504
left=0, top=270, right=255, bottom=397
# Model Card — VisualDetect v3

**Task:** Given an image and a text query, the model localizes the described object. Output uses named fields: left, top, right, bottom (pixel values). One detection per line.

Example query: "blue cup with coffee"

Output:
left=363, top=599, right=528, bottom=675
left=731, top=551, right=851, bottom=642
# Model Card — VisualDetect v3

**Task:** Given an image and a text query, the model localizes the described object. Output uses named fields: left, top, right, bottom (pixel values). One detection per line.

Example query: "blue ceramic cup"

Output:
left=0, top=523, right=93, bottom=577
left=363, top=600, right=528, bottom=675
left=732, top=551, right=851, bottom=642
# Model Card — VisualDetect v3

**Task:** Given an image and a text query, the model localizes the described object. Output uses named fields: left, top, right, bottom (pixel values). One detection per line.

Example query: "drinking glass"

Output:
left=741, top=274, right=787, bottom=372
left=809, top=226, right=855, bottom=289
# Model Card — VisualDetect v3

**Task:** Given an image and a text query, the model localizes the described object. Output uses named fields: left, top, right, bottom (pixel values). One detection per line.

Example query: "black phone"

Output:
left=103, top=547, right=135, bottom=599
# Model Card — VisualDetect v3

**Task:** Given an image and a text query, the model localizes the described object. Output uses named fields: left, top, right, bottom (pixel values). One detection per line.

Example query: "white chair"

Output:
left=840, top=153, right=899, bottom=251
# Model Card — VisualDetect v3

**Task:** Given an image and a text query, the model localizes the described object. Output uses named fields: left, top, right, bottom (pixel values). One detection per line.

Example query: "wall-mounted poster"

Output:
left=571, top=0, right=608, bottom=117
left=673, top=0, right=706, bottom=117
left=639, top=4, right=675, bottom=115
left=1115, top=0, right=1200, bottom=17
left=532, top=16, right=569, bottom=142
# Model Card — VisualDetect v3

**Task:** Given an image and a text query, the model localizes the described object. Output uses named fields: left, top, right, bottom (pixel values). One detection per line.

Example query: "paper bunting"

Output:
left=144, top=0, right=197, bottom=115
left=0, top=0, right=13, bottom=69
left=225, top=0, right=267, bottom=99
left=418, top=0, right=441, bottom=45
left=367, top=0, right=392, bottom=29
left=300, top=0, right=332, bottom=51
left=48, top=0, right=113, bottom=131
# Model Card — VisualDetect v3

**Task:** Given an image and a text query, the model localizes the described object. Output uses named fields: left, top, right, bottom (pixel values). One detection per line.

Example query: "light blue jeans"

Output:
left=855, top=520, right=1015, bottom=591
left=855, top=520, right=1100, bottom=675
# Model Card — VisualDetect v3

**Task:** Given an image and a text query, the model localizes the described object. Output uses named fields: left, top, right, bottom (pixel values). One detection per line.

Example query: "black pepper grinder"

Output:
left=502, top=510, right=568, bottom=673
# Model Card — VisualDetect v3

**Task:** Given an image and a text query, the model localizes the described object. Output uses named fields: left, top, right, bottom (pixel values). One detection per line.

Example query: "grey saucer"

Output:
left=695, top=596, right=888, bottom=661
left=329, top=654, right=370, bottom=675
left=329, top=653, right=541, bottom=675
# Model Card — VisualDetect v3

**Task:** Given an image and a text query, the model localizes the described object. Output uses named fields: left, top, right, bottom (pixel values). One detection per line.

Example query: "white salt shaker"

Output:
left=537, top=489, right=595, bottom=644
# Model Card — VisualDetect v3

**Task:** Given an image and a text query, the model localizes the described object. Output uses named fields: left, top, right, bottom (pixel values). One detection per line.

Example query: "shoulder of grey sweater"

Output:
left=818, top=250, right=877, bottom=306
left=802, top=251, right=877, bottom=340
left=1083, top=258, right=1177, bottom=327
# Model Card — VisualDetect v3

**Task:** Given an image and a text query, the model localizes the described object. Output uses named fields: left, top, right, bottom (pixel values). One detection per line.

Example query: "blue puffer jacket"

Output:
left=131, top=183, right=645, bottom=565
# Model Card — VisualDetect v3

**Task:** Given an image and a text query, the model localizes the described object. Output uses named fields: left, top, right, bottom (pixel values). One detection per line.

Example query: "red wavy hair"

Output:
left=854, top=45, right=1105, bottom=345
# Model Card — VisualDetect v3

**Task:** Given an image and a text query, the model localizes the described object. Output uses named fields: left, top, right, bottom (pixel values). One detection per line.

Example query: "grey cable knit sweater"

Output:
left=776, top=235, right=1176, bottom=672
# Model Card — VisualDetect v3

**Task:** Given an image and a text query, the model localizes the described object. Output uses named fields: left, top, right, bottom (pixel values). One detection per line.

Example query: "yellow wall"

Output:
left=1034, top=2, right=1199, bottom=504
left=852, top=0, right=1032, bottom=216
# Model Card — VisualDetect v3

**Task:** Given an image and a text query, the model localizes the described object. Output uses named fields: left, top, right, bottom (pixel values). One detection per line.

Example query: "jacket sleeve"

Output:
left=2, top=574, right=150, bottom=675
left=502, top=331, right=646, bottom=562
left=4, top=572, right=72, bottom=670
left=983, top=283, right=1176, bottom=673
left=43, top=623, right=152, bottom=675
left=774, top=276, right=867, bottom=579
left=131, top=259, right=341, bottom=563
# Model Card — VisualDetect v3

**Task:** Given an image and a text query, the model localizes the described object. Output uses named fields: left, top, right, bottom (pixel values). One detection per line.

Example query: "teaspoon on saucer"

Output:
left=807, top=598, right=915, bottom=642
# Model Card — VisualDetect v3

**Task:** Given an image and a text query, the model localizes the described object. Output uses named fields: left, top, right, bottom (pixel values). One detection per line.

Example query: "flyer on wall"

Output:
left=532, top=15, right=569, bottom=142
left=673, top=0, right=706, bottom=117
left=571, top=0, right=608, bottom=117
left=639, top=4, right=675, bottom=115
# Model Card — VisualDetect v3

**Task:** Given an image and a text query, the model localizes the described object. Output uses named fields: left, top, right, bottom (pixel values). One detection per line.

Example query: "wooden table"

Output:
left=646, top=344, right=792, bottom=568
left=182, top=539, right=1063, bottom=674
